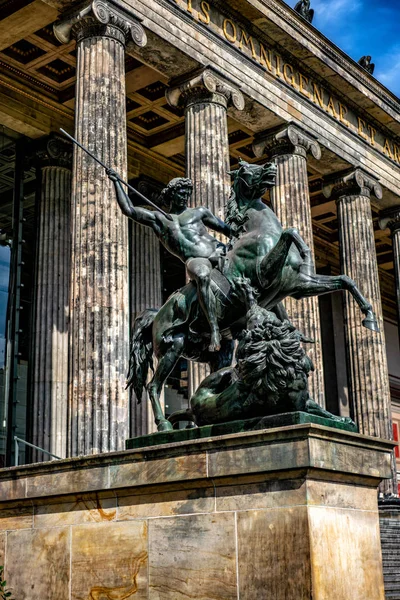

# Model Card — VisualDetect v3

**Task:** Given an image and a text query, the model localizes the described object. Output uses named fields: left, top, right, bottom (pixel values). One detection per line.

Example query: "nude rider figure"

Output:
left=107, top=170, right=231, bottom=352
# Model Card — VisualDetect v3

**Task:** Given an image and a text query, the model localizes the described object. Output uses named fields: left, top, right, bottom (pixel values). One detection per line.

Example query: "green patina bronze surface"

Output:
left=76, top=156, right=382, bottom=435
left=125, top=412, right=358, bottom=450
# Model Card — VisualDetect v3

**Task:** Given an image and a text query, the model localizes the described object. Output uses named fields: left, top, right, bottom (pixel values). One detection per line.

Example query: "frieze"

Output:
left=259, top=0, right=400, bottom=116
left=169, top=0, right=400, bottom=168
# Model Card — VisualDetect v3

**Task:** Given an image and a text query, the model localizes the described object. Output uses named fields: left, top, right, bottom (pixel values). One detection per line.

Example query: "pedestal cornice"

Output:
left=323, top=168, right=383, bottom=201
left=379, top=206, right=400, bottom=235
left=166, top=67, right=245, bottom=111
left=253, top=124, right=321, bottom=160
left=53, top=0, right=147, bottom=46
left=35, top=133, right=73, bottom=170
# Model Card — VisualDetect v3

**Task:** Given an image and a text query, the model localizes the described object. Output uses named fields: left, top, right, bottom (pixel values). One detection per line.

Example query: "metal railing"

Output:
left=13, top=436, right=62, bottom=466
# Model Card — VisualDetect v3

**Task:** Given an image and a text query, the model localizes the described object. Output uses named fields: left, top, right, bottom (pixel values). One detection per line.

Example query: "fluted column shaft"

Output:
left=32, top=136, right=72, bottom=460
left=130, top=220, right=162, bottom=436
left=186, top=100, right=230, bottom=225
left=55, top=2, right=147, bottom=455
left=393, top=229, right=400, bottom=350
left=379, top=207, right=400, bottom=352
left=167, top=67, right=244, bottom=396
left=70, top=32, right=128, bottom=456
left=332, top=170, right=396, bottom=495
left=186, top=100, right=229, bottom=393
left=253, top=125, right=325, bottom=407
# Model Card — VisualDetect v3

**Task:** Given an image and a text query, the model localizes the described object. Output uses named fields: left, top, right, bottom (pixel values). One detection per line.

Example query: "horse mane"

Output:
left=225, top=186, right=249, bottom=244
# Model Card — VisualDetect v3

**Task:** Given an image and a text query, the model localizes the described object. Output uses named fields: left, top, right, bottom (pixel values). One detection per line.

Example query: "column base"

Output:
left=0, top=425, right=393, bottom=599
left=125, top=410, right=358, bottom=450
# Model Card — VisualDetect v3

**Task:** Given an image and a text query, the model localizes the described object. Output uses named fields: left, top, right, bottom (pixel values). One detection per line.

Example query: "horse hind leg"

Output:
left=293, top=273, right=380, bottom=332
left=147, top=340, right=184, bottom=432
left=291, top=231, right=314, bottom=276
left=260, top=227, right=302, bottom=287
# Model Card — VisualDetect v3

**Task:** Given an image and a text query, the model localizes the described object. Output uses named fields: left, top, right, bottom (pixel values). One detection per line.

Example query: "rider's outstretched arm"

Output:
left=108, top=171, right=161, bottom=231
left=201, top=207, right=231, bottom=238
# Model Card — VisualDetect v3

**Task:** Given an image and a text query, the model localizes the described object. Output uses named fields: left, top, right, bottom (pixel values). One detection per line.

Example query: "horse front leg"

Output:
left=288, top=230, right=314, bottom=276
left=147, top=337, right=184, bottom=432
left=260, top=227, right=307, bottom=288
left=292, top=273, right=379, bottom=332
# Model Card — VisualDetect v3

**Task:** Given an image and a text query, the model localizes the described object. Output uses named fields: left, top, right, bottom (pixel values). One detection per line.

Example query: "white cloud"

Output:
left=311, top=0, right=363, bottom=26
left=375, top=50, right=400, bottom=97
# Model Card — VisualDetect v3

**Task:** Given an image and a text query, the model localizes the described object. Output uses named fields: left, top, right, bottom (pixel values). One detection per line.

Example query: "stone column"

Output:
left=379, top=206, right=400, bottom=351
left=130, top=178, right=163, bottom=437
left=166, top=67, right=244, bottom=395
left=31, top=134, right=72, bottom=461
left=325, top=169, right=396, bottom=495
left=54, top=1, right=147, bottom=455
left=253, top=124, right=325, bottom=407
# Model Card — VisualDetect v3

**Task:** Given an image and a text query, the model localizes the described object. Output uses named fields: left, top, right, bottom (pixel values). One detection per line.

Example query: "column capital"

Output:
left=166, top=67, right=245, bottom=111
left=53, top=0, right=147, bottom=47
left=252, top=123, right=321, bottom=160
left=323, top=168, right=382, bottom=201
left=379, top=206, right=400, bottom=235
left=35, top=133, right=73, bottom=170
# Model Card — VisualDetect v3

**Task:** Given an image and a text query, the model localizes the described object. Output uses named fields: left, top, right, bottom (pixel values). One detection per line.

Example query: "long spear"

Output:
left=60, top=128, right=173, bottom=220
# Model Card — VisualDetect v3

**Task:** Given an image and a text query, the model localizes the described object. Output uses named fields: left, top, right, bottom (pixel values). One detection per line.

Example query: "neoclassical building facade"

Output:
left=0, top=0, right=399, bottom=492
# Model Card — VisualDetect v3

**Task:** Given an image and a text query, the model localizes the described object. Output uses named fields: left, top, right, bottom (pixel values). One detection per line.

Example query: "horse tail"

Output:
left=167, top=409, right=196, bottom=427
left=127, top=309, right=158, bottom=402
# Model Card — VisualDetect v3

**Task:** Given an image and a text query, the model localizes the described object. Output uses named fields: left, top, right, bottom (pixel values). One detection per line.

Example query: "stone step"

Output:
left=384, top=573, right=400, bottom=580
left=380, top=516, right=400, bottom=600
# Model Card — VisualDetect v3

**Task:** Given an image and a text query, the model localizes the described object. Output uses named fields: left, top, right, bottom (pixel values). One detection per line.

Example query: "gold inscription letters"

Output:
left=172, top=0, right=400, bottom=165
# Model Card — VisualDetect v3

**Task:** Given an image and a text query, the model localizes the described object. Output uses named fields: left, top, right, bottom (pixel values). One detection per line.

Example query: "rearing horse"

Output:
left=130, top=159, right=378, bottom=432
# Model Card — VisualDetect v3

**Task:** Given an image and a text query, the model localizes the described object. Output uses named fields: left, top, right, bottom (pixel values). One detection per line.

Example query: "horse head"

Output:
left=229, top=158, right=277, bottom=204
left=226, top=159, right=277, bottom=239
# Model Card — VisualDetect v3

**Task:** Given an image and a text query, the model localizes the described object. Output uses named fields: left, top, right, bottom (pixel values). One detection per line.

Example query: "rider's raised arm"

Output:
left=201, top=207, right=232, bottom=238
left=108, top=172, right=161, bottom=232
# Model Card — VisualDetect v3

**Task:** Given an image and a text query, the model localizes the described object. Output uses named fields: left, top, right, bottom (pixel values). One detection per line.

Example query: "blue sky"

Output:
left=284, top=0, right=400, bottom=98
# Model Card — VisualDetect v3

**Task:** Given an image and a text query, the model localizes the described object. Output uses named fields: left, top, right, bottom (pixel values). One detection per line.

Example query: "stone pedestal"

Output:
left=31, top=134, right=72, bottom=461
left=166, top=67, right=244, bottom=395
left=325, top=169, right=396, bottom=495
left=253, top=124, right=325, bottom=407
left=54, top=2, right=147, bottom=455
left=0, top=424, right=393, bottom=599
left=379, top=206, right=400, bottom=351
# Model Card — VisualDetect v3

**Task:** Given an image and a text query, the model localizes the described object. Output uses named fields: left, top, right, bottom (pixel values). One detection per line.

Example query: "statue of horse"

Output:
left=130, top=159, right=378, bottom=432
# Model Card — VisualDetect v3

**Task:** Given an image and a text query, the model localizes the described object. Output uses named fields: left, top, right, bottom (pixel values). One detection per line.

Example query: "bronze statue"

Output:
left=294, top=0, right=314, bottom=23
left=61, top=129, right=376, bottom=435
left=108, top=170, right=230, bottom=353
left=358, top=56, right=375, bottom=75
left=126, top=159, right=378, bottom=432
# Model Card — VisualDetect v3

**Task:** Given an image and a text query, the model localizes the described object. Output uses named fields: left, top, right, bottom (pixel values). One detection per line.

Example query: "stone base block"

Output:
left=0, top=424, right=394, bottom=599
